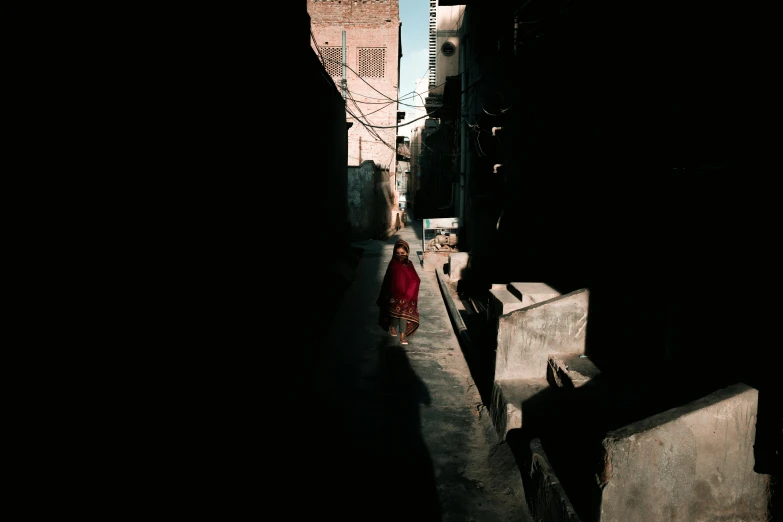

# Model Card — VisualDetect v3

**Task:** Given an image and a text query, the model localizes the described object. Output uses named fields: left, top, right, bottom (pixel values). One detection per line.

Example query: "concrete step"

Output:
left=489, top=284, right=527, bottom=319
left=507, top=282, right=560, bottom=308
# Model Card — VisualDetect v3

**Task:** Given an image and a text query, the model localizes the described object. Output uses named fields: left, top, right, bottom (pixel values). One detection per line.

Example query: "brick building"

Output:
left=308, top=0, right=402, bottom=179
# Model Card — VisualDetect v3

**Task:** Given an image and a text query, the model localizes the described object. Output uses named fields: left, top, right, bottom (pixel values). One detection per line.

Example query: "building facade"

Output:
left=415, top=2, right=465, bottom=223
left=308, top=0, right=402, bottom=178
left=420, top=2, right=780, bottom=519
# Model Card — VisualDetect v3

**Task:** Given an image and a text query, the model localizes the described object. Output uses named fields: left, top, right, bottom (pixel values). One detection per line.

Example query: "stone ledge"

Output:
left=528, top=438, right=582, bottom=522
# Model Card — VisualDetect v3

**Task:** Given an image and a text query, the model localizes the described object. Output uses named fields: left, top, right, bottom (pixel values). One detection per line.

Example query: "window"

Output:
left=358, top=47, right=385, bottom=78
left=319, top=46, right=343, bottom=77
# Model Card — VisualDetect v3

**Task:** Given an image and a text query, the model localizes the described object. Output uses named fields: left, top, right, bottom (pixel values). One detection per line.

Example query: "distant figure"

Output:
left=377, top=239, right=420, bottom=345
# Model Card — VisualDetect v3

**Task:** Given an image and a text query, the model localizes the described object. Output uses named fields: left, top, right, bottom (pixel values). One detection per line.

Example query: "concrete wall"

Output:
left=599, top=382, right=770, bottom=522
left=495, top=288, right=589, bottom=381
left=346, top=160, right=401, bottom=241
left=347, top=160, right=379, bottom=240
left=375, top=165, right=397, bottom=239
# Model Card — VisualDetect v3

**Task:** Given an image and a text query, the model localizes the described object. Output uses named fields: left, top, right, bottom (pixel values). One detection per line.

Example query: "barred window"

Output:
left=358, top=47, right=385, bottom=78
left=318, top=46, right=343, bottom=77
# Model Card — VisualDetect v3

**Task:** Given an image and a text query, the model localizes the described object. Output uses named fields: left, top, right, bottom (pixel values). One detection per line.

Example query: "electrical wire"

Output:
left=345, top=88, right=397, bottom=151
left=319, top=55, right=456, bottom=109
left=348, top=96, right=397, bottom=117
left=309, top=8, right=494, bottom=140
left=473, top=127, right=487, bottom=157
left=312, top=13, right=475, bottom=111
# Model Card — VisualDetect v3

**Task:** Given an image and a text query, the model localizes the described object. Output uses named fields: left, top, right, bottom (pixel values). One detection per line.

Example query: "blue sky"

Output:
left=398, top=0, right=430, bottom=122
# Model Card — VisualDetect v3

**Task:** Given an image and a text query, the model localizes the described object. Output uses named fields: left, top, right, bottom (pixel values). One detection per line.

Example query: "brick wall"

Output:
left=309, top=0, right=400, bottom=172
left=308, top=0, right=399, bottom=25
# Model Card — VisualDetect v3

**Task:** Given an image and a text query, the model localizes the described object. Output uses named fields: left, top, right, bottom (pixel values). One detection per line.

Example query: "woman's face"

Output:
left=395, top=248, right=407, bottom=257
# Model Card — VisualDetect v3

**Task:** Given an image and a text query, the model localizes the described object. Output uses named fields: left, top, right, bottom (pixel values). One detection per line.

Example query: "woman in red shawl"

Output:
left=377, top=239, right=420, bottom=345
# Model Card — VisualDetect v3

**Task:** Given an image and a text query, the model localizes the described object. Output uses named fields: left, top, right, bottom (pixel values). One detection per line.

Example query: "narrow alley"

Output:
left=307, top=220, right=532, bottom=522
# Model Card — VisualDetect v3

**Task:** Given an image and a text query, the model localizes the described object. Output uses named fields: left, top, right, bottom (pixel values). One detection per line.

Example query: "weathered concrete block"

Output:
left=508, top=282, right=561, bottom=308
left=447, top=252, right=469, bottom=281
left=528, top=438, right=582, bottom=522
left=496, top=288, right=589, bottom=381
left=489, top=284, right=526, bottom=319
left=599, top=382, right=771, bottom=522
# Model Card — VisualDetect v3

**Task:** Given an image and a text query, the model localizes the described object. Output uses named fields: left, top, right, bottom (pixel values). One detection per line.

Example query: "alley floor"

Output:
left=306, top=220, right=532, bottom=522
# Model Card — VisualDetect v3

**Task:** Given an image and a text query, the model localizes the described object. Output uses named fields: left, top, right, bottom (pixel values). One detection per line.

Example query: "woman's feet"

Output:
left=400, top=333, right=408, bottom=345
left=389, top=326, right=397, bottom=337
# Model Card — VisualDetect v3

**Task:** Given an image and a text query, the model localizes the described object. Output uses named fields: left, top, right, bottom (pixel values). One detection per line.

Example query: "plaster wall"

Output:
left=347, top=160, right=379, bottom=240
left=495, top=288, right=589, bottom=381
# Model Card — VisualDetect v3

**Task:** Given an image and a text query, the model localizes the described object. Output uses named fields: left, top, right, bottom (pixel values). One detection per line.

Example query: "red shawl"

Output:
left=377, top=256, right=421, bottom=336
